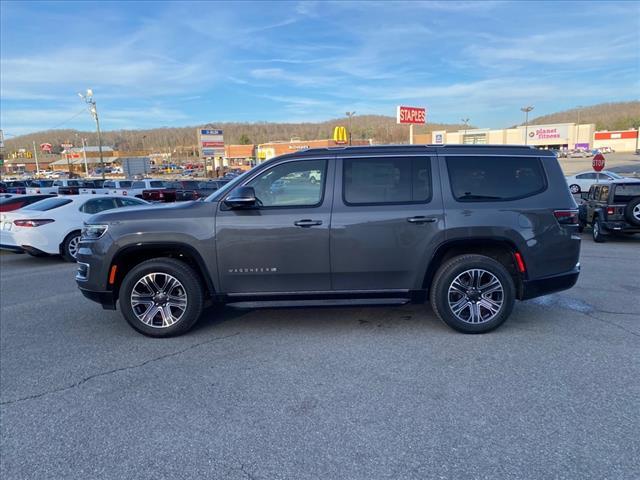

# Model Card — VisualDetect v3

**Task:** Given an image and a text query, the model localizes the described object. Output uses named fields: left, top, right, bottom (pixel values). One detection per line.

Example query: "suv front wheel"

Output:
left=119, top=258, right=204, bottom=337
left=430, top=254, right=515, bottom=334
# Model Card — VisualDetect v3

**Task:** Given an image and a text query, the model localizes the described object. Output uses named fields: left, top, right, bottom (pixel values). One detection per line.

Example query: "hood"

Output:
left=87, top=200, right=218, bottom=225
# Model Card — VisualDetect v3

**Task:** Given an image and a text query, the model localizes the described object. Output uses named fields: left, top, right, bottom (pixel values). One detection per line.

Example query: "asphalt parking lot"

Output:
left=1, top=234, right=639, bottom=480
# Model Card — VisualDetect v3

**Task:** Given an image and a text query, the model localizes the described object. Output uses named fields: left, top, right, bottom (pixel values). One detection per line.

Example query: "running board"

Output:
left=226, top=298, right=411, bottom=309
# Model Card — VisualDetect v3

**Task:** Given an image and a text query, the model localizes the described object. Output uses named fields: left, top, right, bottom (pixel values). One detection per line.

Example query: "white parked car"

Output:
left=0, top=195, right=149, bottom=261
left=565, top=170, right=626, bottom=194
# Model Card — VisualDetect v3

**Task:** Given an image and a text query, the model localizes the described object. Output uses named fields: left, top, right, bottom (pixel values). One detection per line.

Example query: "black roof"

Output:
left=273, top=144, right=549, bottom=161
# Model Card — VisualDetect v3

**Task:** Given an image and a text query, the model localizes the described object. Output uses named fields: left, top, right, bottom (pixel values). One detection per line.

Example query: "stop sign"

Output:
left=592, top=153, right=605, bottom=172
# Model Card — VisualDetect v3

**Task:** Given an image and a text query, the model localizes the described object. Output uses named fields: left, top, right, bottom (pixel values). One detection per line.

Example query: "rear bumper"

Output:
left=78, top=287, right=117, bottom=310
left=602, top=221, right=640, bottom=233
left=520, top=265, right=580, bottom=300
left=0, top=243, right=25, bottom=253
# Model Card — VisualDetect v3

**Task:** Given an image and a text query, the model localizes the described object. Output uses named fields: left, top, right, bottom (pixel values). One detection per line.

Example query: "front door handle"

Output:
left=294, top=219, right=323, bottom=227
left=407, top=216, right=437, bottom=224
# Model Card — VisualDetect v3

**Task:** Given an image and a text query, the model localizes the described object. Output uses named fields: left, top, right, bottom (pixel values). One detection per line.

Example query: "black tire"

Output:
left=119, top=258, right=204, bottom=337
left=624, top=197, right=640, bottom=226
left=592, top=216, right=606, bottom=243
left=429, top=254, right=515, bottom=334
left=61, top=231, right=81, bottom=262
left=569, top=184, right=580, bottom=194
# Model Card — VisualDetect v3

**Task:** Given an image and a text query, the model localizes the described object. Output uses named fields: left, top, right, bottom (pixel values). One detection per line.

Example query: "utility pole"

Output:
left=345, top=111, right=355, bottom=145
left=521, top=106, right=534, bottom=145
left=32, top=141, right=40, bottom=175
left=461, top=118, right=470, bottom=143
left=81, top=138, right=89, bottom=175
left=79, top=89, right=106, bottom=180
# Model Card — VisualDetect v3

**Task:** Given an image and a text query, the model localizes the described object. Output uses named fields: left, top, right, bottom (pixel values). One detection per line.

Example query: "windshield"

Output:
left=21, top=198, right=73, bottom=211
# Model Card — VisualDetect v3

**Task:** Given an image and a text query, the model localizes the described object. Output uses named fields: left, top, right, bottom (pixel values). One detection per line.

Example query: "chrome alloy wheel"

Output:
left=130, top=273, right=188, bottom=328
left=634, top=204, right=640, bottom=222
left=68, top=235, right=80, bottom=259
left=447, top=269, right=504, bottom=324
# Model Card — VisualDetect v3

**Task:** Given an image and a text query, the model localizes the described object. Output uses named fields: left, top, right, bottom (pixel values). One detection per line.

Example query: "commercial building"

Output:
left=420, top=123, right=597, bottom=150
left=592, top=129, right=639, bottom=152
left=256, top=138, right=370, bottom=162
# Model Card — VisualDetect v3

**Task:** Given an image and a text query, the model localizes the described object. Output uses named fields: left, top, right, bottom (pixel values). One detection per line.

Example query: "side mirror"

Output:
left=224, top=186, right=258, bottom=209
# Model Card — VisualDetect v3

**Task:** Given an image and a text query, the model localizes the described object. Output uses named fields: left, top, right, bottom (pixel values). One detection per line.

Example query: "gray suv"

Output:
left=76, top=145, right=581, bottom=336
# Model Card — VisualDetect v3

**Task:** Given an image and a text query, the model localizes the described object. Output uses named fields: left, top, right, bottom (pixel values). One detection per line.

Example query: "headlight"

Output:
left=81, top=224, right=108, bottom=240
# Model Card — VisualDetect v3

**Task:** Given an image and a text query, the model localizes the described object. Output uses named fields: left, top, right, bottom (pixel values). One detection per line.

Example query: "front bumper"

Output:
left=520, top=265, right=580, bottom=300
left=78, top=287, right=117, bottom=310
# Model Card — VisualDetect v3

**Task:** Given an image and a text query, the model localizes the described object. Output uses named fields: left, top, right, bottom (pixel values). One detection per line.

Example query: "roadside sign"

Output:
left=198, top=128, right=224, bottom=159
left=333, top=126, right=347, bottom=144
left=592, top=153, right=605, bottom=172
left=61, top=143, right=73, bottom=149
left=396, top=105, right=426, bottom=125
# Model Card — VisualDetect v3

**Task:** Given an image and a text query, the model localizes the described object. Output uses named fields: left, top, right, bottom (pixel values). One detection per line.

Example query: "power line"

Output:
left=46, top=108, right=89, bottom=131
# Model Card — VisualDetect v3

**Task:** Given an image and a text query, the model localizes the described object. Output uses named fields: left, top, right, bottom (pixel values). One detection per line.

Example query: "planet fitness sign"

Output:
left=526, top=125, right=569, bottom=143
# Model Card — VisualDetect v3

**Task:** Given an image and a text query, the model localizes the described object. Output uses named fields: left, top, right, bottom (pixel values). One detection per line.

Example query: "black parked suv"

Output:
left=76, top=145, right=581, bottom=337
left=578, top=179, right=640, bottom=242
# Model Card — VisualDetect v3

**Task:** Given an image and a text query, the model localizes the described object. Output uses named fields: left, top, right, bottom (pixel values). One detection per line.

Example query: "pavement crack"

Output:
left=240, top=463, right=259, bottom=480
left=0, top=332, right=241, bottom=407
left=584, top=312, right=640, bottom=338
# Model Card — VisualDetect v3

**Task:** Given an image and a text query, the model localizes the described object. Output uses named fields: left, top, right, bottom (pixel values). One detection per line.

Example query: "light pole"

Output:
left=79, top=89, right=105, bottom=180
left=576, top=105, right=583, bottom=149
left=521, top=106, right=534, bottom=145
left=345, top=111, right=355, bottom=145
left=32, top=141, right=40, bottom=175
left=461, top=118, right=470, bottom=143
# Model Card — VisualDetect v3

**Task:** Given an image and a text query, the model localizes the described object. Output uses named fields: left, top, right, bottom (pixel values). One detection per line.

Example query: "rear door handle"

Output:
left=294, top=219, right=323, bottom=227
left=407, top=216, right=437, bottom=224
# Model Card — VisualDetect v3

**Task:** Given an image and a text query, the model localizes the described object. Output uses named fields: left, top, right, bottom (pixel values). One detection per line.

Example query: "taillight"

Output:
left=513, top=252, right=526, bottom=273
left=606, top=207, right=615, bottom=215
left=553, top=209, right=579, bottom=225
left=14, top=219, right=55, bottom=227
left=159, top=192, right=164, bottom=199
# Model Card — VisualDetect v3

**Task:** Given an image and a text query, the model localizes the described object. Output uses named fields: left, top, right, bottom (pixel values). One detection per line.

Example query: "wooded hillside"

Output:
left=527, top=101, right=640, bottom=130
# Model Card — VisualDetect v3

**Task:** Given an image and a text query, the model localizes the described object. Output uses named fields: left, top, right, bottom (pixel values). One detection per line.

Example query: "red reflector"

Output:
left=108, top=265, right=118, bottom=285
left=607, top=207, right=615, bottom=215
left=514, top=252, right=526, bottom=273
left=554, top=209, right=579, bottom=225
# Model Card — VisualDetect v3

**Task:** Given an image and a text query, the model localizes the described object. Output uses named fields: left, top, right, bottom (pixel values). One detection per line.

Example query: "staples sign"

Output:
left=397, top=106, right=426, bottom=125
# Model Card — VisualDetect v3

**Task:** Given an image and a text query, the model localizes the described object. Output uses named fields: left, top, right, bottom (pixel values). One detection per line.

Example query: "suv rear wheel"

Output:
left=592, top=216, right=606, bottom=243
left=430, top=254, right=515, bottom=334
left=119, top=258, right=204, bottom=337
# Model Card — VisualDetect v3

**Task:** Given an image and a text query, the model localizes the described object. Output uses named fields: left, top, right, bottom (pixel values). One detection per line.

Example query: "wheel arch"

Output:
left=422, top=237, right=526, bottom=299
left=108, top=242, right=215, bottom=303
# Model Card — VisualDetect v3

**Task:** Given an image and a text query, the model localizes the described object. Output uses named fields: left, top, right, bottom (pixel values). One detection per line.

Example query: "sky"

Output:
left=1, top=0, right=639, bottom=136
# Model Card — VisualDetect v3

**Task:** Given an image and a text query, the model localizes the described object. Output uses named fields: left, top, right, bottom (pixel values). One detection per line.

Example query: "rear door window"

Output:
left=80, top=198, right=118, bottom=214
left=446, top=156, right=546, bottom=201
left=132, top=181, right=145, bottom=188
left=150, top=181, right=165, bottom=188
left=119, top=181, right=132, bottom=188
left=343, top=157, right=431, bottom=205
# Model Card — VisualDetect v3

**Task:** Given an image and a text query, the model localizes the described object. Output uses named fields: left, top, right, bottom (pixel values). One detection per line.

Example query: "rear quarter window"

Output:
left=614, top=183, right=640, bottom=202
left=149, top=181, right=165, bottom=188
left=446, top=156, right=547, bottom=201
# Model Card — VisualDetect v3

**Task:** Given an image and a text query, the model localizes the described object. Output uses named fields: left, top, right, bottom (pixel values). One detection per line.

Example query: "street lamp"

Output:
left=461, top=118, right=470, bottom=141
left=345, top=111, right=356, bottom=145
left=520, top=106, right=534, bottom=145
left=78, top=88, right=105, bottom=179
